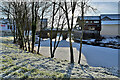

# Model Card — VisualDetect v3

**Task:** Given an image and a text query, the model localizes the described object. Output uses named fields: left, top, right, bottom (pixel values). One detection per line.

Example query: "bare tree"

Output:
left=58, top=1, right=77, bottom=63
left=51, top=12, right=67, bottom=58
left=31, top=2, right=35, bottom=52
left=31, top=2, right=40, bottom=53
left=1, top=2, right=33, bottom=51
left=78, top=1, right=84, bottom=64
left=0, top=2, right=16, bottom=43
left=78, top=0, right=97, bottom=64
left=37, top=2, right=50, bottom=54
left=50, top=2, right=60, bottom=58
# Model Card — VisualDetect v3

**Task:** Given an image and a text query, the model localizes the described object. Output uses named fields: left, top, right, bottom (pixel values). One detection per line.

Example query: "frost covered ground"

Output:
left=35, top=36, right=119, bottom=67
left=35, top=36, right=119, bottom=77
left=0, top=37, right=119, bottom=79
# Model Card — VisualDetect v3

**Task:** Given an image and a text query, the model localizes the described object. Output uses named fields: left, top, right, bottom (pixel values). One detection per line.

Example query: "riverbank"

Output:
left=0, top=37, right=119, bottom=79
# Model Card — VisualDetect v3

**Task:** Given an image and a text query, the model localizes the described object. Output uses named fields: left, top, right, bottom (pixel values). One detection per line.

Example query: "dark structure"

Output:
left=40, top=18, right=47, bottom=29
left=36, top=18, right=68, bottom=40
left=74, top=16, right=101, bottom=39
left=36, top=29, right=69, bottom=40
left=36, top=18, right=47, bottom=31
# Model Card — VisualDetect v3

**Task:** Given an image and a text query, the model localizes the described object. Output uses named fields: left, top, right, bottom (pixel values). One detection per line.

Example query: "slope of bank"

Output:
left=0, top=37, right=119, bottom=79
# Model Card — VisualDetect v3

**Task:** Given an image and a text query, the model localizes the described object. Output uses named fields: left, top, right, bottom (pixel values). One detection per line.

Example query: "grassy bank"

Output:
left=0, top=37, right=119, bottom=79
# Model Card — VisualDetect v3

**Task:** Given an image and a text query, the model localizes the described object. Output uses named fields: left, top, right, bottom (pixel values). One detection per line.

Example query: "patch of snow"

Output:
left=101, top=38, right=118, bottom=44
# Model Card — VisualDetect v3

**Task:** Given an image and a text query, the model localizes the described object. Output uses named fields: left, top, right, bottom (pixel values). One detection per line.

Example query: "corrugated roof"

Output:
left=101, top=14, right=120, bottom=20
left=101, top=20, right=120, bottom=25
left=78, top=16, right=100, bottom=20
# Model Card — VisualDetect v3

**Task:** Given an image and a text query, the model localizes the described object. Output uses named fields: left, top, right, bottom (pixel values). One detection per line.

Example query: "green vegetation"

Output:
left=12, top=66, right=21, bottom=71
left=1, top=64, right=14, bottom=71
left=12, top=72, right=25, bottom=78
left=2, top=55, right=13, bottom=64
left=21, top=67, right=29, bottom=73
left=0, top=41, right=67, bottom=78
left=30, top=68, right=66, bottom=78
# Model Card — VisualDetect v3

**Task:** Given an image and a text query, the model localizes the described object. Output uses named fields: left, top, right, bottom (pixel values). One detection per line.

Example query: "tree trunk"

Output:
left=69, top=31, right=74, bottom=63
left=37, top=8, right=45, bottom=54
left=64, top=2, right=75, bottom=63
left=78, top=2, right=84, bottom=64
left=28, top=26, right=30, bottom=52
left=31, top=2, right=35, bottom=53
left=31, top=23, right=36, bottom=53
left=50, top=2, right=55, bottom=58
left=37, top=31, right=41, bottom=54
left=13, top=22, right=16, bottom=43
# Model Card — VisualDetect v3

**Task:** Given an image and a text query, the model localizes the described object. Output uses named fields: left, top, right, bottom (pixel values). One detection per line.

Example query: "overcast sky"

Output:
left=85, top=2, right=119, bottom=16
left=0, top=1, right=119, bottom=18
